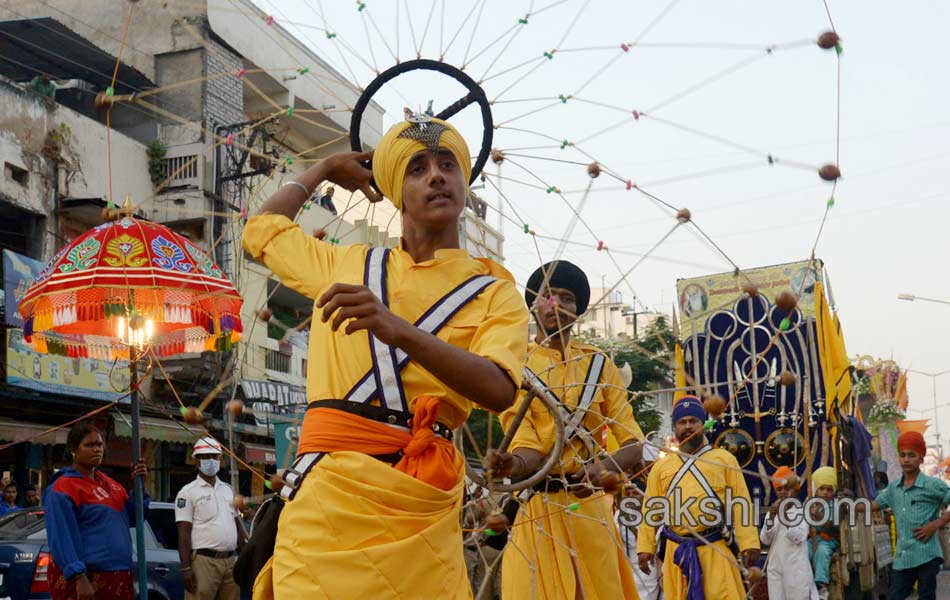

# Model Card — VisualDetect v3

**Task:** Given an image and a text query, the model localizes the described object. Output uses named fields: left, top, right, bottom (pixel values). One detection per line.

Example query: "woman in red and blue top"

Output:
left=43, top=423, right=148, bottom=600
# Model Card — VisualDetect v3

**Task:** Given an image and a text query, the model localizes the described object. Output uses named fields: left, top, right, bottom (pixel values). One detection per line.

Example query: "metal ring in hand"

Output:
left=462, top=384, right=566, bottom=493
left=349, top=59, right=494, bottom=191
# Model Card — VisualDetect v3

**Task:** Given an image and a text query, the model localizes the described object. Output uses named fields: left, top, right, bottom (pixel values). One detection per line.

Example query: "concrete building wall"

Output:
left=206, top=0, right=382, bottom=147
left=579, top=288, right=633, bottom=340
left=0, top=85, right=54, bottom=218
left=460, top=211, right=505, bottom=262
left=204, top=38, right=244, bottom=131
left=0, top=77, right=151, bottom=249
left=154, top=49, right=205, bottom=146
left=56, top=102, right=152, bottom=204
left=9, top=1, right=208, bottom=83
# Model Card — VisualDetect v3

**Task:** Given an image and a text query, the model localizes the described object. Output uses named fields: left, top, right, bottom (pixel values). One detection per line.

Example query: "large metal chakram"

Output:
left=349, top=59, right=495, bottom=190
left=463, top=382, right=567, bottom=493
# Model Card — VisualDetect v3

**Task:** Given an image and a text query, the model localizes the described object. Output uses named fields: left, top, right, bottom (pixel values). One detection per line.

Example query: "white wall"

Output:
left=10, top=1, right=208, bottom=82
left=56, top=102, right=152, bottom=203
left=0, top=78, right=151, bottom=215
left=208, top=0, right=384, bottom=148
left=579, top=288, right=633, bottom=339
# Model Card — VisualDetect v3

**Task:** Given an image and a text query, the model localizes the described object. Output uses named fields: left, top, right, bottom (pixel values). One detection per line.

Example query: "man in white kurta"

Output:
left=759, top=466, right=818, bottom=600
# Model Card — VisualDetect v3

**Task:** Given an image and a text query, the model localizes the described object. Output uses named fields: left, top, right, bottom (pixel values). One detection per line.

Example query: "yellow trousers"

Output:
left=253, top=451, right=472, bottom=600
left=501, top=491, right=639, bottom=600
left=661, top=538, right=746, bottom=600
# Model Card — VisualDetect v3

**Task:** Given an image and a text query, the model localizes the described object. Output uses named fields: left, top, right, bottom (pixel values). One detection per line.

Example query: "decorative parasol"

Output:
left=18, top=199, right=243, bottom=599
left=19, top=204, right=242, bottom=358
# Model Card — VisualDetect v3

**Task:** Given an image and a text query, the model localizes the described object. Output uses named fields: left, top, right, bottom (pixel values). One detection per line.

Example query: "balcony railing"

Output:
left=264, top=348, right=291, bottom=373
left=159, top=143, right=203, bottom=188
left=260, top=338, right=306, bottom=386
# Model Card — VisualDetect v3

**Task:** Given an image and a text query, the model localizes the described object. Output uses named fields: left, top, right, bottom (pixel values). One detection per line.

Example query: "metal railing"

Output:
left=159, top=143, right=203, bottom=188
left=264, top=348, right=291, bottom=373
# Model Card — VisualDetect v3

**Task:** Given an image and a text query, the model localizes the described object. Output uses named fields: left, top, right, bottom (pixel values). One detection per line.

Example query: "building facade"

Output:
left=1, top=0, right=505, bottom=504
left=576, top=287, right=665, bottom=341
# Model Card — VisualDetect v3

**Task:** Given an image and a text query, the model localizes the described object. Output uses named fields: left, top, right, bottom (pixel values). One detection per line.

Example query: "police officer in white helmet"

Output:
left=175, top=437, right=245, bottom=600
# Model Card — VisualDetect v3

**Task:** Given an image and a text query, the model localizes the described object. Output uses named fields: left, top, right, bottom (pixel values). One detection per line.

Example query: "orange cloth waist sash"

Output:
left=296, top=395, right=459, bottom=491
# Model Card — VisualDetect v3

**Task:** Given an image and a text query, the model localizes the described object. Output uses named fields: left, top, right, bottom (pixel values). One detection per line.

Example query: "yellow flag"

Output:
left=672, top=306, right=687, bottom=403
left=895, top=370, right=909, bottom=411
left=814, top=281, right=853, bottom=420
left=674, top=341, right=687, bottom=403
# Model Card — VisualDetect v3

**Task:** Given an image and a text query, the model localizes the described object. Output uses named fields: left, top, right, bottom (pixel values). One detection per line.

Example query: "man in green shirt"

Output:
left=860, top=431, right=950, bottom=600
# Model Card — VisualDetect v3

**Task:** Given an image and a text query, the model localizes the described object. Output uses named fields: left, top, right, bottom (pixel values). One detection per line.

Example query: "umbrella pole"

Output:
left=130, top=356, right=148, bottom=600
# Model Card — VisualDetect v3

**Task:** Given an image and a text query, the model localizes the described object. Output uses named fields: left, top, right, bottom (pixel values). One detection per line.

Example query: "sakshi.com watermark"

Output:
left=615, top=488, right=872, bottom=530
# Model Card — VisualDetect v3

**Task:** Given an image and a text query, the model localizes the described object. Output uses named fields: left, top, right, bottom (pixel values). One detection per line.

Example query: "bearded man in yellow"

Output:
left=242, top=115, right=528, bottom=599
left=487, top=260, right=644, bottom=600
left=636, top=396, right=760, bottom=600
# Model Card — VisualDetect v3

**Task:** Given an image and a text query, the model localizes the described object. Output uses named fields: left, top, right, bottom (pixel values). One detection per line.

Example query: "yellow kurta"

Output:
left=500, top=341, right=642, bottom=600
left=636, top=448, right=760, bottom=600
left=243, top=214, right=528, bottom=428
left=242, top=214, right=529, bottom=600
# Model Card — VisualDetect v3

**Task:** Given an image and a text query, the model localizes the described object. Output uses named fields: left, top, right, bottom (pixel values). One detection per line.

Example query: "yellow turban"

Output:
left=811, top=466, right=837, bottom=491
left=372, top=118, right=472, bottom=211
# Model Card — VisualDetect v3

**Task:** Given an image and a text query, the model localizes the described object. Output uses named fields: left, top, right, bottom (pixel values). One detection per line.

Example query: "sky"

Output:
left=247, top=0, right=950, bottom=450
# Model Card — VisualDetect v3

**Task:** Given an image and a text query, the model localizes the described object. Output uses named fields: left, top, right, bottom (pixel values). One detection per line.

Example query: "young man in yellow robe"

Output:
left=242, top=115, right=529, bottom=599
left=488, top=260, right=644, bottom=600
left=636, top=396, right=761, bottom=600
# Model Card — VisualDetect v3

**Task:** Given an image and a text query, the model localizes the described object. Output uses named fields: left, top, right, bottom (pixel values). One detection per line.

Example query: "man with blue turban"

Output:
left=636, top=396, right=761, bottom=600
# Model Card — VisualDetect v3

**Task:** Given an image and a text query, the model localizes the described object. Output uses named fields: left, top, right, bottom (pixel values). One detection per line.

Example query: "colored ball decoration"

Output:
left=703, top=394, right=726, bottom=418
left=182, top=406, right=203, bottom=425
left=775, top=291, right=797, bottom=312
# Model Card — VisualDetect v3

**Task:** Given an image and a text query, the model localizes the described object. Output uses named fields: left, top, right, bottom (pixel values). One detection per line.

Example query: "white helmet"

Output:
left=193, top=437, right=223, bottom=457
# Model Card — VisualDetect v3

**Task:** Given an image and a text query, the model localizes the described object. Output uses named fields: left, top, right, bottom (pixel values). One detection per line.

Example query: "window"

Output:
left=146, top=504, right=179, bottom=550
left=265, top=348, right=291, bottom=373
left=0, top=509, right=45, bottom=539
left=4, top=162, right=28, bottom=186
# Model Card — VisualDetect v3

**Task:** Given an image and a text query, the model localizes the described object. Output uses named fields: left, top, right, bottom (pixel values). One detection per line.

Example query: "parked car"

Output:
left=145, top=502, right=179, bottom=557
left=0, top=508, right=183, bottom=600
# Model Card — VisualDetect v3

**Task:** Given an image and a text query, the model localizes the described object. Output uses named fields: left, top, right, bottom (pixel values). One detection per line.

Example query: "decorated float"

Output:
left=675, top=260, right=891, bottom=599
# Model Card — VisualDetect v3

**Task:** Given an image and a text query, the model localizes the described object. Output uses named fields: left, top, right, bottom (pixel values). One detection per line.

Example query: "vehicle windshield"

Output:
left=0, top=509, right=160, bottom=549
left=0, top=510, right=45, bottom=540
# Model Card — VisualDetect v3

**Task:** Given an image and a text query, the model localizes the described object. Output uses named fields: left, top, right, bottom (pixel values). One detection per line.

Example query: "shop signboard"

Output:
left=3, top=249, right=42, bottom=327
left=273, top=406, right=306, bottom=470
left=676, top=259, right=824, bottom=338
left=6, top=328, right=129, bottom=401
left=240, top=379, right=306, bottom=428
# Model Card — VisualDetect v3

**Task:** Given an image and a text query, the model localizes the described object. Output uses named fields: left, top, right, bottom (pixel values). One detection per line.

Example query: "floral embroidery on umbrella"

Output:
left=34, top=245, right=69, bottom=283
left=151, top=235, right=193, bottom=273
left=58, top=238, right=101, bottom=273
left=184, top=241, right=223, bottom=278
left=105, top=234, right=148, bottom=267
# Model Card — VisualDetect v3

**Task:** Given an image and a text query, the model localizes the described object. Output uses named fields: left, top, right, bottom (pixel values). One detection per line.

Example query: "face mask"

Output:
left=198, top=458, right=220, bottom=477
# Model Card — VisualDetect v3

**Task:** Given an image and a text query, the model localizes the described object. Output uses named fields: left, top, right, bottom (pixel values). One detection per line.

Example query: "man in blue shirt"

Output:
left=860, top=431, right=950, bottom=600
left=0, top=479, right=20, bottom=515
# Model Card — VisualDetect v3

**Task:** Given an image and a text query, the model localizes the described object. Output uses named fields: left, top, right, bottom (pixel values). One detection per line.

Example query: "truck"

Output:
left=676, top=259, right=892, bottom=600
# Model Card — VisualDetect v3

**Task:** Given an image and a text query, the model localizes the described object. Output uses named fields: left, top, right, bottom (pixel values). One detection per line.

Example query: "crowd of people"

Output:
left=12, top=112, right=948, bottom=600
left=11, top=427, right=244, bottom=600
left=0, top=477, right=40, bottom=514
